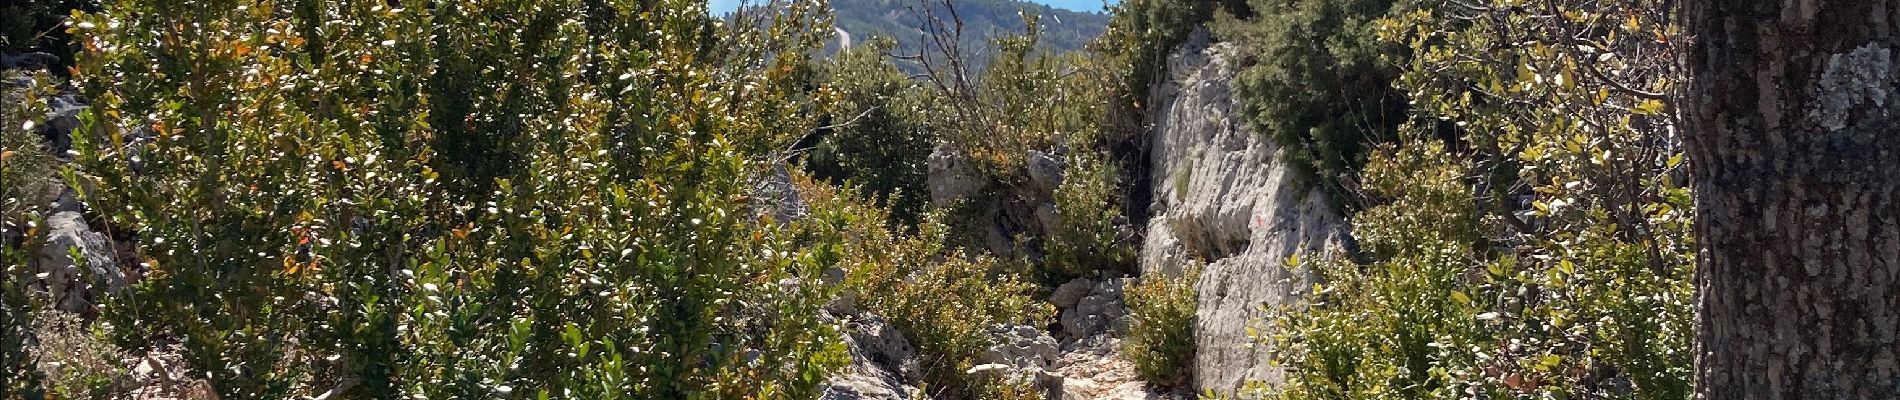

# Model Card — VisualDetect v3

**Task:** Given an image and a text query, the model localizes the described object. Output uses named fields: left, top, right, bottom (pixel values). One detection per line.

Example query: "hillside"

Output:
left=831, top=0, right=1109, bottom=65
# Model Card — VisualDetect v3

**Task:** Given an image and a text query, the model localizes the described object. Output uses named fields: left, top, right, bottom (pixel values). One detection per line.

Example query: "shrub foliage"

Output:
left=1217, top=0, right=1408, bottom=210
left=1122, top=267, right=1199, bottom=389
left=1257, top=0, right=1693, bottom=398
left=62, top=0, right=851, bottom=398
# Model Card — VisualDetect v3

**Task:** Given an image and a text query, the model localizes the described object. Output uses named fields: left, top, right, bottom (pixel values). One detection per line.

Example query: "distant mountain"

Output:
left=830, top=0, right=1110, bottom=68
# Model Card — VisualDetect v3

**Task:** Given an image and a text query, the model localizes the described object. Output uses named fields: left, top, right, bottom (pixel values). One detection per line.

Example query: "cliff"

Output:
left=1138, top=30, right=1352, bottom=393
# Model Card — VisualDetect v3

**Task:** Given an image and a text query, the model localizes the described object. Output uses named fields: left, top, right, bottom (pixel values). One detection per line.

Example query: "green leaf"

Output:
left=1562, top=57, right=1578, bottom=91
left=1633, top=99, right=1666, bottom=115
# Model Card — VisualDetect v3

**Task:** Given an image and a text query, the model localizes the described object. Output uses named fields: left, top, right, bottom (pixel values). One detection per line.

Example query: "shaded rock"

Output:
left=1035, top=203, right=1060, bottom=235
left=983, top=324, right=1059, bottom=369
left=1049, top=278, right=1094, bottom=309
left=848, top=314, right=918, bottom=379
left=1058, top=278, right=1129, bottom=343
left=1026, top=150, right=1065, bottom=194
left=0, top=52, right=59, bottom=71
left=926, top=143, right=985, bottom=204
left=32, top=211, right=124, bottom=312
left=823, top=313, right=923, bottom=400
left=752, top=162, right=807, bottom=223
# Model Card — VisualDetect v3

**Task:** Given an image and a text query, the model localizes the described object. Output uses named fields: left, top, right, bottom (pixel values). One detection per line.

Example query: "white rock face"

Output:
left=33, top=211, right=125, bottom=312
left=1139, top=30, right=1350, bottom=393
left=821, top=313, right=922, bottom=400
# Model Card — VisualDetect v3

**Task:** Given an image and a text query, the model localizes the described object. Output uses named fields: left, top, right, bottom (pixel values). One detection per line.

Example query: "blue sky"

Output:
left=708, top=0, right=1118, bottom=14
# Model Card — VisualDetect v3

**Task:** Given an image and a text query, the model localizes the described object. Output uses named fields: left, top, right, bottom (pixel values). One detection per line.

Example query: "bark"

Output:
left=1685, top=1, right=1900, bottom=399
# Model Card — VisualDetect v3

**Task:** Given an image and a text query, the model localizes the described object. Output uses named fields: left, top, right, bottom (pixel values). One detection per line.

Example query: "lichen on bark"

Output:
left=1809, top=42, right=1895, bottom=131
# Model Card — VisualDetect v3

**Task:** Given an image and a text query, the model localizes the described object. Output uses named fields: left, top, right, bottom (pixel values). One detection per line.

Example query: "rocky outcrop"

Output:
left=1051, top=277, right=1130, bottom=345
left=822, top=313, right=924, bottom=400
left=32, top=211, right=125, bottom=312
left=1139, top=30, right=1351, bottom=393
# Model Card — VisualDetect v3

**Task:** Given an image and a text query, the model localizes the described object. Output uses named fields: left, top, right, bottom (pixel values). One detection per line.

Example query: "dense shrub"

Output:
left=797, top=177, right=1049, bottom=399
left=1216, top=0, right=1409, bottom=210
left=903, top=11, right=1138, bottom=282
left=805, top=38, right=938, bottom=225
left=929, top=14, right=1099, bottom=181
left=63, top=0, right=850, bottom=398
left=1042, top=151, right=1136, bottom=280
left=1121, top=267, right=1198, bottom=389
left=1256, top=0, right=1693, bottom=398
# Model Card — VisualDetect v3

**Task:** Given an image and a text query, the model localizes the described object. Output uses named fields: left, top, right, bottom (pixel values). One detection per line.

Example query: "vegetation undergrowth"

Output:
left=1251, top=0, right=1694, bottom=398
left=1122, top=266, right=1199, bottom=389
left=55, top=0, right=858, bottom=398
left=796, top=176, right=1049, bottom=399
left=2, top=69, right=56, bottom=397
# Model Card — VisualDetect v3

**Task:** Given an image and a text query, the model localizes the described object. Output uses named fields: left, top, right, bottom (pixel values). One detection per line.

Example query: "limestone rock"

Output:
left=982, top=324, right=1059, bottom=369
left=823, top=313, right=923, bottom=400
left=927, top=143, right=985, bottom=205
left=1058, top=278, right=1129, bottom=343
left=1139, top=28, right=1350, bottom=393
left=1026, top=150, right=1065, bottom=194
left=1049, top=278, right=1094, bottom=309
left=32, top=212, right=125, bottom=312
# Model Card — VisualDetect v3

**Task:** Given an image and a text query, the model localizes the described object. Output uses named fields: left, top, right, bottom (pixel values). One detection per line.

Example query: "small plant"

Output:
left=1122, top=267, right=1199, bottom=388
left=31, top=309, right=129, bottom=400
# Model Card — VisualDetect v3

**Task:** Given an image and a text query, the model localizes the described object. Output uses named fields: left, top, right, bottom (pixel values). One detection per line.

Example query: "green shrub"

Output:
left=1216, top=0, right=1409, bottom=210
left=65, top=0, right=848, bottom=398
left=1122, top=267, right=1198, bottom=388
left=1043, top=151, right=1136, bottom=281
left=31, top=309, right=129, bottom=400
left=1256, top=0, right=1694, bottom=398
left=904, top=11, right=1139, bottom=283
left=806, top=38, right=938, bottom=225
left=797, top=177, right=1049, bottom=399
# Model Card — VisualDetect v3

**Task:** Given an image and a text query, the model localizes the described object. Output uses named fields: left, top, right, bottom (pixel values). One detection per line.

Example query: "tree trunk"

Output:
left=1684, top=1, right=1900, bottom=399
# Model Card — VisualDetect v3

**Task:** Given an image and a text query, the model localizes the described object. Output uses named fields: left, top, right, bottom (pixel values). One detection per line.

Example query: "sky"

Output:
left=708, top=0, right=1119, bottom=14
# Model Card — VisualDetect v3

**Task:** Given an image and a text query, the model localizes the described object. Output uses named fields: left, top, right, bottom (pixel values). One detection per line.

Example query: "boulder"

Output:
left=822, top=313, right=923, bottom=400
left=32, top=211, right=125, bottom=312
left=1026, top=150, right=1065, bottom=194
left=752, top=162, right=807, bottom=223
left=0, top=52, right=58, bottom=71
left=926, top=143, right=985, bottom=205
left=1048, top=278, right=1094, bottom=309
left=1060, top=278, right=1129, bottom=342
left=982, top=324, right=1059, bottom=369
